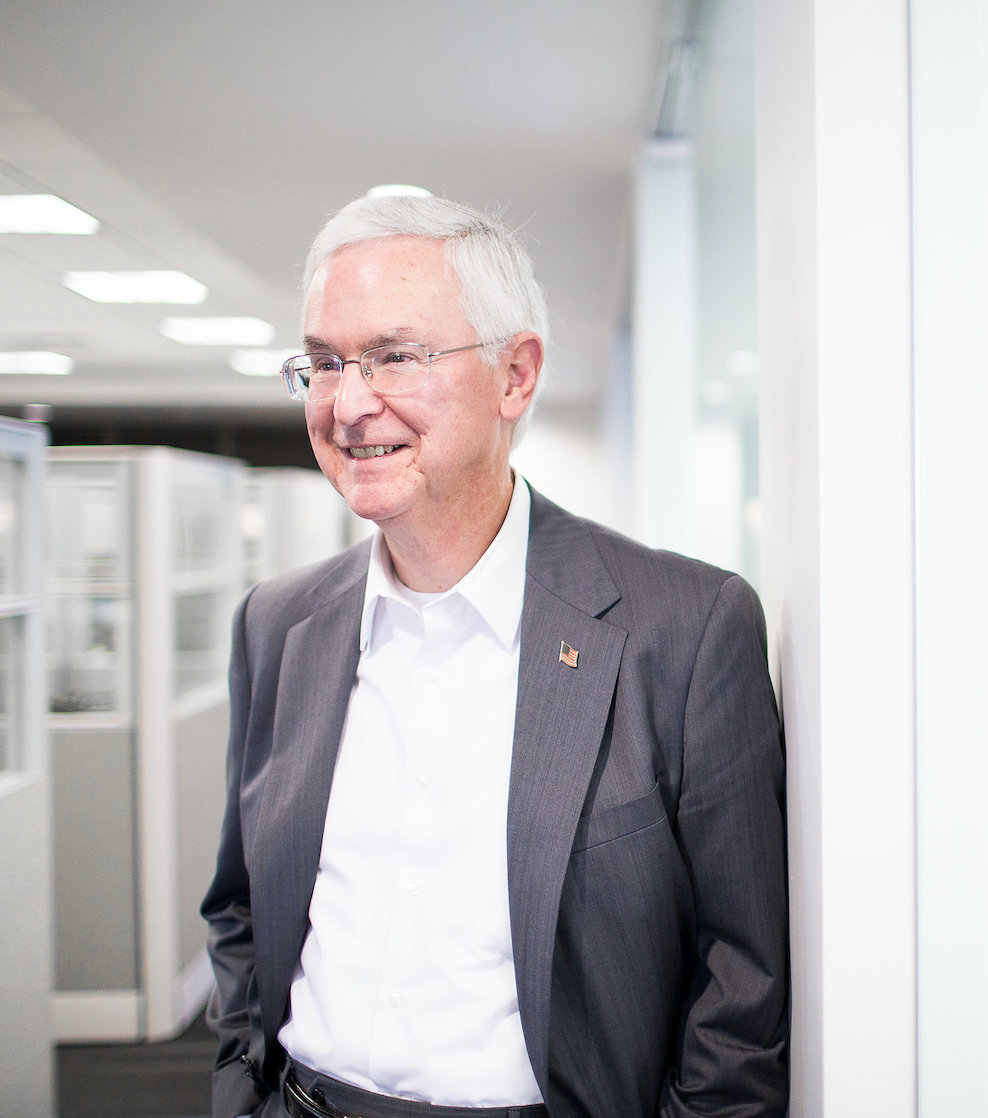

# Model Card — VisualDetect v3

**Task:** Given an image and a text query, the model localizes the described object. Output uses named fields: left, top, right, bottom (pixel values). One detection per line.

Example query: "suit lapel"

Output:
left=252, top=562, right=366, bottom=1035
left=508, top=489, right=627, bottom=1092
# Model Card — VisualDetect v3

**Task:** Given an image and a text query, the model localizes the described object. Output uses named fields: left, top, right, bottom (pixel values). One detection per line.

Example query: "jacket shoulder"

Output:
left=528, top=486, right=745, bottom=609
left=590, top=519, right=767, bottom=653
left=239, top=537, right=371, bottom=636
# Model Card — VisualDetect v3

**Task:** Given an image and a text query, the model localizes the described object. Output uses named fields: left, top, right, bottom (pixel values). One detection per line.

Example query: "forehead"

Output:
left=303, top=236, right=466, bottom=340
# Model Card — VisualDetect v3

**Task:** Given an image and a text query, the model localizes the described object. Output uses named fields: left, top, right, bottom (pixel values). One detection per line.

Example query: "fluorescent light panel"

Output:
left=160, top=317, right=275, bottom=345
left=64, top=270, right=208, bottom=304
left=0, top=351, right=74, bottom=375
left=0, top=194, right=100, bottom=234
left=229, top=349, right=297, bottom=377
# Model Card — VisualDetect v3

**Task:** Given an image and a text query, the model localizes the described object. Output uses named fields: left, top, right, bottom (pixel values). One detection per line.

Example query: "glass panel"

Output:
left=628, top=0, right=758, bottom=585
left=171, top=468, right=235, bottom=575
left=47, top=595, right=130, bottom=714
left=691, top=0, right=758, bottom=582
left=0, top=457, right=24, bottom=596
left=0, top=616, right=20, bottom=769
left=241, top=478, right=271, bottom=586
left=46, top=462, right=128, bottom=583
left=173, top=590, right=227, bottom=698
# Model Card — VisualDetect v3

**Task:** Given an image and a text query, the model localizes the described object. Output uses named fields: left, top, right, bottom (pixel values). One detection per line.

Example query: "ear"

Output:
left=499, top=333, right=543, bottom=422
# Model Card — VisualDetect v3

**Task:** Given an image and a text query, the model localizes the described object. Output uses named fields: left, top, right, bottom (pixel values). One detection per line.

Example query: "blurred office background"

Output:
left=0, top=0, right=985, bottom=1115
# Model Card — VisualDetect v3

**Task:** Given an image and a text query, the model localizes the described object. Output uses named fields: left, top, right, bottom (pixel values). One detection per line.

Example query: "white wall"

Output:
left=755, top=1, right=917, bottom=1114
left=910, top=0, right=988, bottom=1110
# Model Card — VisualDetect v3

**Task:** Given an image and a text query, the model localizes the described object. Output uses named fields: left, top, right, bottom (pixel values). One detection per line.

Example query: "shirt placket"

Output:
left=368, top=596, right=463, bottom=1082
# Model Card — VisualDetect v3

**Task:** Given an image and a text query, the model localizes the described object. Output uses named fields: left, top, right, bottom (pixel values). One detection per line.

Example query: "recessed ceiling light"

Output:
left=63, top=270, right=208, bottom=304
left=160, top=317, right=275, bottom=345
left=229, top=349, right=298, bottom=377
left=366, top=184, right=433, bottom=198
left=0, top=351, right=74, bottom=375
left=0, top=194, right=100, bottom=234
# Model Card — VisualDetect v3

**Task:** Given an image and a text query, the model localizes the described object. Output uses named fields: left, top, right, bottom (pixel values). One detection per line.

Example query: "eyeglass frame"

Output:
left=281, top=338, right=508, bottom=402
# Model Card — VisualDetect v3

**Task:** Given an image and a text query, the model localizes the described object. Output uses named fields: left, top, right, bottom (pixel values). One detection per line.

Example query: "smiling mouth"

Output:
left=349, top=444, right=400, bottom=459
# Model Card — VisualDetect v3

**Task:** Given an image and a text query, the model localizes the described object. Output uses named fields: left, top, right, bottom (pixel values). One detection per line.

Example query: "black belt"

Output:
left=284, top=1066, right=549, bottom=1118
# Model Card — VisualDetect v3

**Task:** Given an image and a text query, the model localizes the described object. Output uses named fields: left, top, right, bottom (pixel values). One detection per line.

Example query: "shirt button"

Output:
left=389, top=991, right=403, bottom=1008
left=407, top=881, right=421, bottom=897
left=414, top=775, right=429, bottom=790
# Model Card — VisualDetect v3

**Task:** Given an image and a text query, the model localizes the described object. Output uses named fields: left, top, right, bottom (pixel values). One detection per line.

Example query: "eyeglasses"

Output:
left=281, top=339, right=505, bottom=403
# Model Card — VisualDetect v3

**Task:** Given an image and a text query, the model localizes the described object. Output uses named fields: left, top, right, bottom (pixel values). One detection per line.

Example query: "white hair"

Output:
left=303, top=195, right=550, bottom=383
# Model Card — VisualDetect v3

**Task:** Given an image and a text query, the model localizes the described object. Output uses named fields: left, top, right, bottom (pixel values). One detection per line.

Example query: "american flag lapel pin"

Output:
left=559, top=640, right=579, bottom=668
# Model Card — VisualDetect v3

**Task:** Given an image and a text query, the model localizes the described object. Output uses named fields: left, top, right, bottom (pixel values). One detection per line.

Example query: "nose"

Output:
left=333, top=359, right=385, bottom=427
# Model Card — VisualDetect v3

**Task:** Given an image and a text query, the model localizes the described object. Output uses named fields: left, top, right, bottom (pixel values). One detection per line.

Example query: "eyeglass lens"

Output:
left=288, top=343, right=432, bottom=401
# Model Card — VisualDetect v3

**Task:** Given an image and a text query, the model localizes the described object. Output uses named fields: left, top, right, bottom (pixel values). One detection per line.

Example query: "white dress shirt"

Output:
left=278, top=479, right=542, bottom=1106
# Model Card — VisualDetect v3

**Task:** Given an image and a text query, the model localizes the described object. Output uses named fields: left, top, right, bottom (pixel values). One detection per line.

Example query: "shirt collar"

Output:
left=359, top=476, right=531, bottom=652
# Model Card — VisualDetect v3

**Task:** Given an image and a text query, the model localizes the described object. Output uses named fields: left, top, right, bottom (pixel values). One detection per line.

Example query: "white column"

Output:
left=755, top=2, right=917, bottom=1115
left=911, top=0, right=988, bottom=1110
left=136, top=448, right=179, bottom=1039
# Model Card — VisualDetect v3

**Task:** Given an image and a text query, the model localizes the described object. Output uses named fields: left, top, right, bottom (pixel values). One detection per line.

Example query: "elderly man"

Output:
left=202, top=194, right=788, bottom=1118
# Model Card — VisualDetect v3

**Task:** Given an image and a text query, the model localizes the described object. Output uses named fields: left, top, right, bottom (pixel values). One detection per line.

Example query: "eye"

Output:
left=380, top=347, right=416, bottom=365
left=311, top=354, right=342, bottom=375
left=363, top=344, right=429, bottom=392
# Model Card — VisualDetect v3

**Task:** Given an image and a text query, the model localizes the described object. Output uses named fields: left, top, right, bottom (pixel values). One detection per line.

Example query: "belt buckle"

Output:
left=286, top=1071, right=364, bottom=1118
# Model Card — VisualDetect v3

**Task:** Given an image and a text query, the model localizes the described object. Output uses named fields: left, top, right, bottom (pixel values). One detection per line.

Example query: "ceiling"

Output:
left=0, top=1, right=682, bottom=427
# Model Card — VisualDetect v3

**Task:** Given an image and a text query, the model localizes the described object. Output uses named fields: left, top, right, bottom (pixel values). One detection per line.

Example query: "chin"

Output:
left=336, top=486, right=403, bottom=526
left=334, top=468, right=422, bottom=526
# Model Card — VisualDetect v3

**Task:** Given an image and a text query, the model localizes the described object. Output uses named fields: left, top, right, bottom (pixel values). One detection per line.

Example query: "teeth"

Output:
left=350, top=445, right=396, bottom=459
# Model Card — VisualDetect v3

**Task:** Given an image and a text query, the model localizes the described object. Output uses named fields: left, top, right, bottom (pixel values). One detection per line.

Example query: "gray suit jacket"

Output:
left=202, top=485, right=788, bottom=1118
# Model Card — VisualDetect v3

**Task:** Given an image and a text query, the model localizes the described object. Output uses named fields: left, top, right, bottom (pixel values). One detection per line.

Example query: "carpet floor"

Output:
left=56, top=1012, right=213, bottom=1118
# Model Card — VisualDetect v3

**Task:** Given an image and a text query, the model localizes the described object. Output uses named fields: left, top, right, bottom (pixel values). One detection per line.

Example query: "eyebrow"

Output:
left=304, top=327, right=421, bottom=353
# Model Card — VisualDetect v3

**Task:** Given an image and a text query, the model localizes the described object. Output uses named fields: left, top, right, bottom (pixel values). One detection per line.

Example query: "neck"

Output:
left=381, top=473, right=515, bottom=592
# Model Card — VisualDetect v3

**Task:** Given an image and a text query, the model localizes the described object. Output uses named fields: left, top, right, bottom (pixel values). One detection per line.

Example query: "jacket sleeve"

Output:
left=660, top=575, right=789, bottom=1117
left=201, top=589, right=271, bottom=1118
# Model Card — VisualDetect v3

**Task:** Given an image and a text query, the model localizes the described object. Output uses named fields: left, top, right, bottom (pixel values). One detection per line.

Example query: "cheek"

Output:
left=385, top=398, right=432, bottom=440
left=305, top=407, right=342, bottom=460
left=304, top=411, right=341, bottom=476
left=305, top=402, right=329, bottom=438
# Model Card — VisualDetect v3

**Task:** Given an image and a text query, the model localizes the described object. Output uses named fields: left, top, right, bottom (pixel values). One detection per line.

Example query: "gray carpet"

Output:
left=56, top=1012, right=213, bottom=1118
